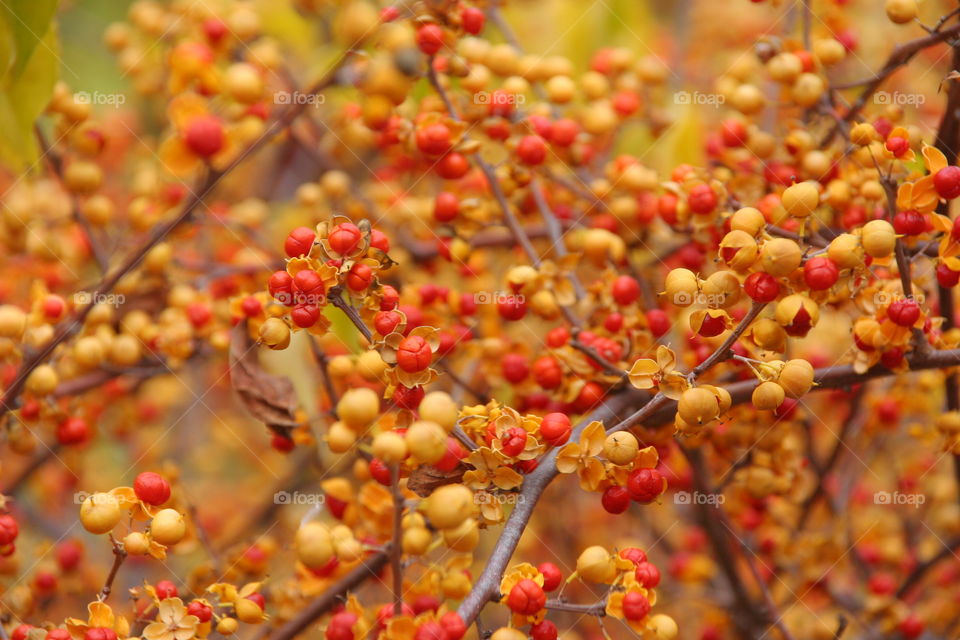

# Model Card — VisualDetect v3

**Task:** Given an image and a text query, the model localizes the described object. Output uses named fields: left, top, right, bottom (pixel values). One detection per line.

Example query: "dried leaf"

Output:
left=229, top=322, right=300, bottom=436
left=405, top=464, right=466, bottom=497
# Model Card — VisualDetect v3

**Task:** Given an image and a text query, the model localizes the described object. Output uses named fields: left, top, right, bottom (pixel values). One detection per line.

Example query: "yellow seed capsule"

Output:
left=828, top=233, right=865, bottom=269
left=327, top=422, right=357, bottom=453
left=150, top=509, right=186, bottom=546
left=861, top=220, right=896, bottom=258
left=406, top=420, right=447, bottom=464
left=664, top=268, right=700, bottom=306
left=216, top=619, right=239, bottom=635
left=372, top=431, right=407, bottom=464
left=813, top=39, right=846, bottom=66
left=123, top=532, right=150, bottom=556
left=792, top=73, right=825, bottom=108
left=767, top=53, right=802, bottom=84
left=425, top=484, right=475, bottom=530
left=936, top=412, right=960, bottom=434
left=719, top=230, right=759, bottom=271
left=337, top=387, right=380, bottom=430
left=751, top=318, right=787, bottom=352
left=402, top=527, right=432, bottom=555
left=0, top=305, right=26, bottom=339
left=778, top=359, right=815, bottom=398
left=356, top=350, right=388, bottom=381
left=418, top=391, right=459, bottom=432
left=442, top=518, right=479, bottom=552
left=490, top=629, right=526, bottom=640
left=760, top=238, right=802, bottom=277
left=25, top=365, right=59, bottom=396
left=730, top=207, right=766, bottom=236
left=781, top=181, right=820, bottom=218
left=885, top=0, right=918, bottom=24
left=752, top=381, right=785, bottom=410
left=259, top=317, right=291, bottom=350
left=296, top=522, right=334, bottom=569
left=850, top=123, right=877, bottom=146
left=648, top=614, right=679, bottom=639
left=576, top=546, right=616, bottom=583
left=677, top=388, right=720, bottom=425
left=225, top=63, right=264, bottom=104
left=701, top=271, right=741, bottom=308
left=235, top=598, right=265, bottom=624
left=603, top=432, right=639, bottom=465
left=328, top=355, right=355, bottom=379
left=80, top=493, right=122, bottom=534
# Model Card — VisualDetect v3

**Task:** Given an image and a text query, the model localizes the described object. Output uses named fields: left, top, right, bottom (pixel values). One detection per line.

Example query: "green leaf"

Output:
left=0, top=26, right=58, bottom=170
left=0, top=0, right=58, bottom=80
left=323, top=304, right=362, bottom=354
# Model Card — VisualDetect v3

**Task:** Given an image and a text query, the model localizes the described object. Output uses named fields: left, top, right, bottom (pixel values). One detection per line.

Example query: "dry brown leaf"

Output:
left=229, top=322, right=300, bottom=436
left=405, top=464, right=466, bottom=497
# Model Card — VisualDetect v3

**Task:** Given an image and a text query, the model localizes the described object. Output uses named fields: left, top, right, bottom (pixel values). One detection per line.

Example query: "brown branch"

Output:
left=267, top=548, right=391, bottom=640
left=328, top=286, right=373, bottom=343
left=824, top=22, right=960, bottom=144
left=390, top=465, right=404, bottom=615
left=895, top=536, right=960, bottom=598
left=97, top=536, right=127, bottom=602
left=544, top=599, right=607, bottom=616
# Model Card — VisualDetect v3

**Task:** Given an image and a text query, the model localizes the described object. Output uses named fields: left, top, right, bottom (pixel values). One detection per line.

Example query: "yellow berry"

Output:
left=678, top=388, right=720, bottom=425
left=760, top=238, right=802, bottom=277
left=296, top=522, right=334, bottom=569
left=123, top=532, right=150, bottom=555
left=778, top=359, right=815, bottom=398
left=885, top=0, right=918, bottom=23
left=80, top=493, right=122, bottom=534
left=576, top=546, right=616, bottom=583
left=425, top=484, right=474, bottom=530
left=418, top=391, right=459, bottom=431
left=0, top=305, right=26, bottom=339
left=337, top=387, right=380, bottom=430
left=406, top=420, right=447, bottom=464
left=372, top=431, right=407, bottom=463
left=781, top=181, right=820, bottom=218
left=603, top=432, right=639, bottom=465
left=25, top=365, right=59, bottom=396
left=730, top=207, right=766, bottom=236
left=752, top=381, right=785, bottom=410
left=150, top=508, right=186, bottom=546
left=861, top=220, right=896, bottom=258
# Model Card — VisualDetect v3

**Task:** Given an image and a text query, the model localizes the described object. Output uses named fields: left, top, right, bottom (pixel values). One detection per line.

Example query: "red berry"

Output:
left=369, top=458, right=392, bottom=486
left=46, top=631, right=71, bottom=640
left=888, top=298, right=920, bottom=327
left=436, top=152, right=470, bottom=179
left=0, top=515, right=18, bottom=545
left=934, top=166, right=960, bottom=199
left=622, top=591, right=651, bottom=620
left=186, top=302, right=212, bottom=327
left=720, top=119, right=748, bottom=147
left=414, top=622, right=445, bottom=640
left=574, top=382, right=604, bottom=412
left=188, top=601, right=213, bottom=623
left=415, top=123, right=452, bottom=157
left=245, top=593, right=266, bottom=609
left=898, top=614, right=924, bottom=639
left=240, top=296, right=262, bottom=317
left=546, top=326, right=570, bottom=347
left=937, top=262, right=960, bottom=287
left=325, top=612, right=358, bottom=640
left=370, top=229, right=390, bottom=253
left=268, top=271, right=294, bottom=304
left=43, top=295, right=65, bottom=320
left=634, top=561, right=660, bottom=588
left=502, top=353, right=529, bottom=383
left=435, top=437, right=467, bottom=472
left=285, top=227, right=316, bottom=257
left=397, top=335, right=433, bottom=372
left=500, top=427, right=528, bottom=457
left=619, top=547, right=647, bottom=564
left=627, top=468, right=664, bottom=503
left=537, top=562, right=562, bottom=591
left=506, top=578, right=546, bottom=615
left=411, top=596, right=440, bottom=615
left=56, top=540, right=82, bottom=571
left=540, top=413, right=571, bottom=446
left=550, top=119, right=579, bottom=147
left=461, top=7, right=485, bottom=34
left=612, top=275, right=641, bottom=305
left=291, top=304, right=321, bottom=328
left=155, top=580, right=178, bottom=599
left=439, top=613, right=466, bottom=640
left=415, top=24, right=444, bottom=55
left=134, top=472, right=171, bottom=506
left=530, top=621, right=558, bottom=640
left=885, top=136, right=909, bottom=157
left=345, top=263, right=374, bottom=291
left=380, top=285, right=399, bottom=310
left=803, top=257, right=839, bottom=291
left=57, top=416, right=90, bottom=445
left=434, top=192, right=460, bottom=222
left=184, top=116, right=224, bottom=157
left=328, top=223, right=363, bottom=255
left=497, top=297, right=527, bottom=321
left=12, top=626, right=33, bottom=640
left=646, top=309, right=671, bottom=337
left=601, top=485, right=631, bottom=514
left=532, top=356, right=562, bottom=390
left=293, top=269, right=326, bottom=304
left=744, top=272, right=781, bottom=302
left=517, top=135, right=547, bottom=165
left=697, top=314, right=726, bottom=338
left=893, top=210, right=926, bottom=236
left=271, top=433, right=295, bottom=452
left=393, top=385, right=424, bottom=410
left=375, top=310, right=403, bottom=335
left=688, top=184, right=717, bottom=214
